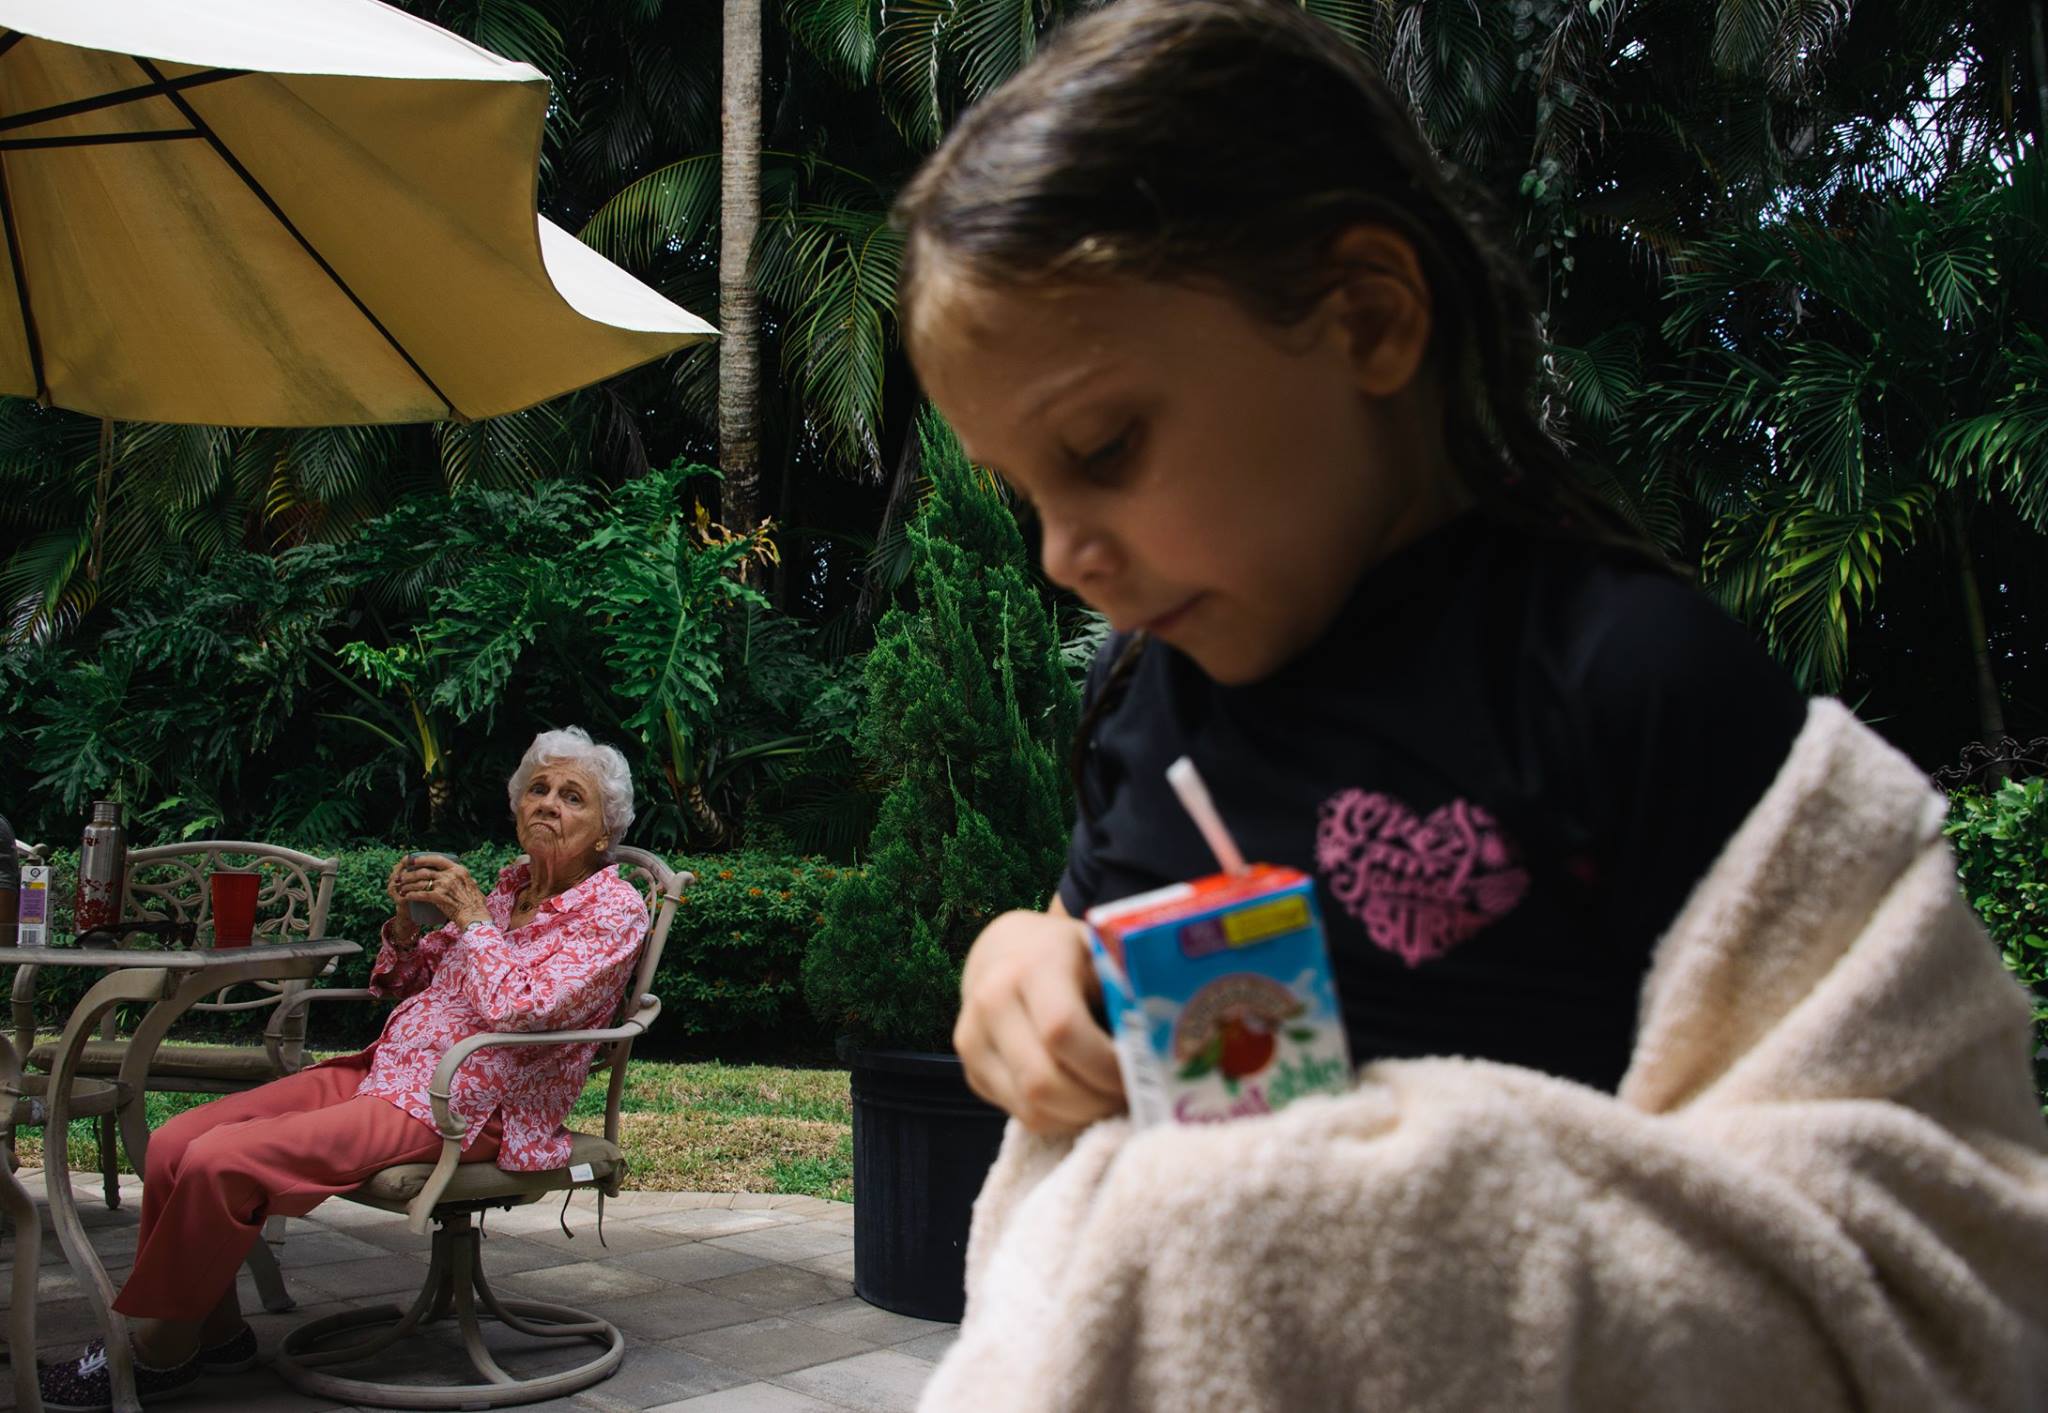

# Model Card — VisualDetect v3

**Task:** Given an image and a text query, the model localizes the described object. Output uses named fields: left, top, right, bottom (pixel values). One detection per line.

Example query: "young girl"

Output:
left=899, top=0, right=1808, bottom=1134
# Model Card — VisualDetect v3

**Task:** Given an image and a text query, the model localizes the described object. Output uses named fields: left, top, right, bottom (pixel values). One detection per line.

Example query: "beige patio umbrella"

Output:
left=0, top=0, right=716, bottom=426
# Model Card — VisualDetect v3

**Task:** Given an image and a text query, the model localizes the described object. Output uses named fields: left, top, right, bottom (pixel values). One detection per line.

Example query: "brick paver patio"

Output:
left=2, top=1173, right=954, bottom=1412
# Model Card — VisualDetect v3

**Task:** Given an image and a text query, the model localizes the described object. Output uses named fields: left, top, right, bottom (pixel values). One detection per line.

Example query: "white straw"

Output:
left=1165, top=756, right=1250, bottom=876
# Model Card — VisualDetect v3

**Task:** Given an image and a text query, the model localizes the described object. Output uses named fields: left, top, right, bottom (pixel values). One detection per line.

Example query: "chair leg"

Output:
left=446, top=1221, right=516, bottom=1385
left=244, top=1232, right=295, bottom=1312
left=99, top=1112, right=120, bottom=1210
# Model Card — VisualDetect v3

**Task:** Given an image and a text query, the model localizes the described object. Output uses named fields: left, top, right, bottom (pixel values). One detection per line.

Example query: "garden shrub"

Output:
left=653, top=850, right=840, bottom=1040
left=804, top=411, right=1078, bottom=1051
left=1946, top=777, right=2048, bottom=1108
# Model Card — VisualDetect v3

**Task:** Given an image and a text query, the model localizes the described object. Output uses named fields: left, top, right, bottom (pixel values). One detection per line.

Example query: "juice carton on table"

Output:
left=16, top=864, right=49, bottom=947
left=1085, top=863, right=1353, bottom=1128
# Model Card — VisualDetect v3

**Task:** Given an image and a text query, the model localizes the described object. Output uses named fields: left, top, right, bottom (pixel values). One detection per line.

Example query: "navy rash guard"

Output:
left=1059, top=511, right=1806, bottom=1092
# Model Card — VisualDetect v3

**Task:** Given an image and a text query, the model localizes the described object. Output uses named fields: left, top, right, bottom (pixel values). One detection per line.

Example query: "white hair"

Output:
left=507, top=726, right=635, bottom=842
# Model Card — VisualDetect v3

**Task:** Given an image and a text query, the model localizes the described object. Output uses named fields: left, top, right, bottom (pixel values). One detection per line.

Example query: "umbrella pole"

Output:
left=88, top=416, right=112, bottom=584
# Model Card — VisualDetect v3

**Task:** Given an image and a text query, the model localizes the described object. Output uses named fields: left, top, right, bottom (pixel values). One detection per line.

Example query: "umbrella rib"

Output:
left=132, top=57, right=463, bottom=422
left=0, top=150, right=47, bottom=403
left=0, top=130, right=205, bottom=152
left=0, top=67, right=245, bottom=134
left=0, top=33, right=23, bottom=63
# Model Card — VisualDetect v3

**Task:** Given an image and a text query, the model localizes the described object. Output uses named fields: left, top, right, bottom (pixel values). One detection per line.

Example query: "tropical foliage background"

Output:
left=1, top=0, right=2045, bottom=1052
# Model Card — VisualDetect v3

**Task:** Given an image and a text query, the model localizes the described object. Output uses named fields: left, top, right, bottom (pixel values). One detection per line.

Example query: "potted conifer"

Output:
left=803, top=409, right=1078, bottom=1322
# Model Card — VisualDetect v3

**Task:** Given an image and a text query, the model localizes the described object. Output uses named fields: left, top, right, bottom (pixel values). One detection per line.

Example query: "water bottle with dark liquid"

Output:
left=75, top=801, right=126, bottom=940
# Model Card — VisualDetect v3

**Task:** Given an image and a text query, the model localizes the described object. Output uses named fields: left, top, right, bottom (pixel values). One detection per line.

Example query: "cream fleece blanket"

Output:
left=920, top=700, right=2048, bottom=1412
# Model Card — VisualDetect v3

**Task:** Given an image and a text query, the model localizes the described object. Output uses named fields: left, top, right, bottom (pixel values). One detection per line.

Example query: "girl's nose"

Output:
left=1038, top=514, right=1119, bottom=596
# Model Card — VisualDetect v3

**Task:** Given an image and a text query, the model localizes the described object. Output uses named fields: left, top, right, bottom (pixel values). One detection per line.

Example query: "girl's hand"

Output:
left=400, top=856, right=490, bottom=931
left=954, top=906, right=1125, bottom=1135
left=384, top=858, right=420, bottom=949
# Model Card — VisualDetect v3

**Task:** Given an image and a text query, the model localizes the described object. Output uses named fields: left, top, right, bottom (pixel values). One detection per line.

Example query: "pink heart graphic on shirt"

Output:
left=1315, top=790, right=1530, bottom=968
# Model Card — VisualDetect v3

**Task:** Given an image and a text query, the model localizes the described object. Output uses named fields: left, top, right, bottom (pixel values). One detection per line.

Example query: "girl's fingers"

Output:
left=1029, top=944, right=1125, bottom=1101
left=984, top=1003, right=1114, bottom=1132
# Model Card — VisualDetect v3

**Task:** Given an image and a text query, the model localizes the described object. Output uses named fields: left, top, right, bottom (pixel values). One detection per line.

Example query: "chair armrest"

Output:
left=424, top=996, right=661, bottom=1139
left=261, top=987, right=377, bottom=1073
left=397, top=994, right=660, bottom=1233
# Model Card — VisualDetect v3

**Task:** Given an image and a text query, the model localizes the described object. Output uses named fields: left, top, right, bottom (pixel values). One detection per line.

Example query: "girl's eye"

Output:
left=1077, top=424, right=1138, bottom=481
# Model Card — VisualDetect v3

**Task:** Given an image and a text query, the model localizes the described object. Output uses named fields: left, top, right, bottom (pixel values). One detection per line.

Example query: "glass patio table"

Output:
left=1, top=936, right=358, bottom=1413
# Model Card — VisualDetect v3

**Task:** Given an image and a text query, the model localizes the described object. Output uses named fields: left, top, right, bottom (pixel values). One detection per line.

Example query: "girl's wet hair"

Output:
left=893, top=0, right=1666, bottom=811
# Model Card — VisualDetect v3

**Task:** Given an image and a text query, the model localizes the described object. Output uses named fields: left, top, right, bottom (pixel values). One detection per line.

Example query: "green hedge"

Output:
left=654, top=853, right=850, bottom=1039
left=18, top=844, right=836, bottom=1049
left=1945, top=777, right=2048, bottom=1108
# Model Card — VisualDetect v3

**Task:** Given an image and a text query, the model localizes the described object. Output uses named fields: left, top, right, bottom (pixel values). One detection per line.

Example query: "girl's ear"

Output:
left=1323, top=224, right=1433, bottom=398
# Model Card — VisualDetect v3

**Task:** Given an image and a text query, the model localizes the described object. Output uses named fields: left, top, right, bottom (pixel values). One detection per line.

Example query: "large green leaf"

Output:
left=876, top=0, right=951, bottom=147
left=578, top=152, right=722, bottom=266
left=786, top=0, right=880, bottom=83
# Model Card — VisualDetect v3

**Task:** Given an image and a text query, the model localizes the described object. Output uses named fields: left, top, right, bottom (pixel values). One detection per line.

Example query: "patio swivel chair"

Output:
left=271, top=845, right=688, bottom=1410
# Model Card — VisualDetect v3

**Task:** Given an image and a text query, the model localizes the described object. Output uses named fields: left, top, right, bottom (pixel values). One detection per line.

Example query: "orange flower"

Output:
left=749, top=887, right=764, bottom=897
left=719, top=869, right=734, bottom=880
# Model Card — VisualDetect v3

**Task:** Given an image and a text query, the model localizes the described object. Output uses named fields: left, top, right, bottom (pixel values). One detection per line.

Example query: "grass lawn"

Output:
left=12, top=1055, right=854, bottom=1202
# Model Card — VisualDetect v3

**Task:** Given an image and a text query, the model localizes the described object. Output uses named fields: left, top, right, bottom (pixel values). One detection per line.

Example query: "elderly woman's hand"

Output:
left=383, top=858, right=422, bottom=947
left=400, top=856, right=491, bottom=931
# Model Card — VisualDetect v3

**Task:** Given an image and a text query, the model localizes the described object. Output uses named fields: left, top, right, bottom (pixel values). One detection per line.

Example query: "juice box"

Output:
left=17, top=864, right=49, bottom=947
left=1085, top=864, right=1352, bottom=1128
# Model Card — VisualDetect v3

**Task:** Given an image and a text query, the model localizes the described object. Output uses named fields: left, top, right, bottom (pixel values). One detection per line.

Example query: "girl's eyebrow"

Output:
left=1026, top=361, right=1117, bottom=421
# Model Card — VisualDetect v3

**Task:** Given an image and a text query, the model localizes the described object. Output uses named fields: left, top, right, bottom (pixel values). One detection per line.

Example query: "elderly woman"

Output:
left=40, top=727, right=649, bottom=1413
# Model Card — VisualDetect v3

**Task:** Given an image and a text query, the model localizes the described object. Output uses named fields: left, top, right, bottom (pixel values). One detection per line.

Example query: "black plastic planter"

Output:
left=846, top=1046, right=1008, bottom=1323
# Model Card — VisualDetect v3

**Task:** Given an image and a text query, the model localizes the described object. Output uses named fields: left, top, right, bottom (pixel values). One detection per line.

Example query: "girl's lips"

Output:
left=1141, top=594, right=1204, bottom=634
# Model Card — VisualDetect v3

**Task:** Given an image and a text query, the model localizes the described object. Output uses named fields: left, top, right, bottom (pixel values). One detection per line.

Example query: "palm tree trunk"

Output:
left=719, top=0, right=764, bottom=544
left=1950, top=501, right=2007, bottom=745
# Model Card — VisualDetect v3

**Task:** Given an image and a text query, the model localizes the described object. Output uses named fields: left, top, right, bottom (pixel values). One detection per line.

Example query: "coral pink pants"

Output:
left=113, top=1053, right=501, bottom=1320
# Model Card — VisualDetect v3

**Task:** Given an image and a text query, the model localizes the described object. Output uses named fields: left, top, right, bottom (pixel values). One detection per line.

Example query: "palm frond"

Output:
left=1709, top=0, right=1779, bottom=83
left=1775, top=341, right=1873, bottom=510
left=785, top=0, right=881, bottom=82
left=877, top=0, right=952, bottom=148
left=1298, top=0, right=1391, bottom=63
left=1550, top=326, right=1645, bottom=429
left=578, top=152, right=721, bottom=266
left=450, top=0, right=567, bottom=79
left=954, top=0, right=1038, bottom=105
left=1702, top=488, right=1928, bottom=692
left=1910, top=216, right=1996, bottom=327
left=0, top=526, right=94, bottom=643
left=435, top=399, right=578, bottom=492
left=1931, top=330, right=2048, bottom=533
left=755, top=200, right=904, bottom=471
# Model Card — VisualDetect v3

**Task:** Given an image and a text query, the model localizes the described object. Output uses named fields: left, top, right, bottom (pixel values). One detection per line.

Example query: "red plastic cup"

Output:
left=210, top=870, right=259, bottom=947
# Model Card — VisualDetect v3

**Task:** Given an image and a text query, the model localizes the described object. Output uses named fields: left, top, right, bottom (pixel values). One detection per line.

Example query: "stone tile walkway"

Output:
left=2, top=1173, right=954, bottom=1412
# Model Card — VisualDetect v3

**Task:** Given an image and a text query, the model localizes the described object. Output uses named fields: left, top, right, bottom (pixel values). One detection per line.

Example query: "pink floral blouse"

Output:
left=351, top=861, right=649, bottom=1171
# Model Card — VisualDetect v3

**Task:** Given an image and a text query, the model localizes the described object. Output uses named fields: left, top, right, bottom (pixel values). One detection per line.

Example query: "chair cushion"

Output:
left=10, top=1073, right=129, bottom=1124
left=346, top=1131, right=626, bottom=1212
left=28, top=1040, right=282, bottom=1083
